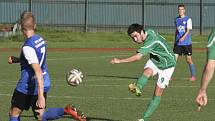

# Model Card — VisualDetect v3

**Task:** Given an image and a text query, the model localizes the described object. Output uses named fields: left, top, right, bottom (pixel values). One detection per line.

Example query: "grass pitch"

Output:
left=0, top=32, right=214, bottom=121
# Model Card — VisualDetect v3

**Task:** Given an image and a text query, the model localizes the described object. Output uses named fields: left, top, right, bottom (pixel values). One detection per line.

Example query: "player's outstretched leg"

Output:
left=42, top=104, right=86, bottom=121
left=141, top=85, right=163, bottom=121
left=129, top=68, right=152, bottom=96
left=41, top=108, right=64, bottom=121
left=64, top=104, right=86, bottom=121
left=128, top=75, right=149, bottom=96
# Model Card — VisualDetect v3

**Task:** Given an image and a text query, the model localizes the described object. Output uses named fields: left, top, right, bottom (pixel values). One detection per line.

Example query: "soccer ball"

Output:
left=66, top=69, right=83, bottom=86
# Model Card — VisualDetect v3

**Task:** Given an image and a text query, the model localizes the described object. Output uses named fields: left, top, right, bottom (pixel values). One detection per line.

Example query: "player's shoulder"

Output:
left=146, top=29, right=156, bottom=35
left=24, top=34, right=44, bottom=45
left=209, top=29, right=215, bottom=39
left=184, top=16, right=191, bottom=21
left=211, top=29, right=215, bottom=34
left=144, top=29, right=158, bottom=45
left=175, top=16, right=180, bottom=21
left=145, top=29, right=157, bottom=41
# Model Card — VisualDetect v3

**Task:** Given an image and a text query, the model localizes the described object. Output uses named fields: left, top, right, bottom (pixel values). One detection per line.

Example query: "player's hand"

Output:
left=196, top=89, right=208, bottom=106
left=36, top=95, right=46, bottom=109
left=179, top=36, right=186, bottom=42
left=8, top=56, right=13, bottom=64
left=110, top=58, right=121, bottom=64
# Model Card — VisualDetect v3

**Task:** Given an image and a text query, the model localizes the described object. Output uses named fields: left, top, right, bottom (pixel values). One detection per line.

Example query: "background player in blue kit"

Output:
left=8, top=11, right=86, bottom=121
left=174, top=4, right=196, bottom=81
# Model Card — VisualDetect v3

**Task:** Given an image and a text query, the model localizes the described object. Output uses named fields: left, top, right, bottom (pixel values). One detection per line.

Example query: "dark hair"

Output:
left=127, top=24, right=145, bottom=35
left=178, top=4, right=185, bottom=8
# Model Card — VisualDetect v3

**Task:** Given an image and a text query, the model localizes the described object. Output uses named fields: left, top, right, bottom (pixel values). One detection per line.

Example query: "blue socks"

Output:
left=189, top=64, right=196, bottom=77
left=42, top=108, right=64, bottom=121
left=10, top=108, right=64, bottom=121
left=9, top=116, right=20, bottom=121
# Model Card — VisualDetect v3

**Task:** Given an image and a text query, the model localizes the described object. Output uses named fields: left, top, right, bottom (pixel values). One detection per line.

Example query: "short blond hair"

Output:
left=20, top=11, right=35, bottom=31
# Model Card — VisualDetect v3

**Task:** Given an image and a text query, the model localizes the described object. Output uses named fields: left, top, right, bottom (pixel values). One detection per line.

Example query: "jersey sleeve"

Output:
left=187, top=18, right=192, bottom=29
left=22, top=46, right=39, bottom=64
left=137, top=36, right=158, bottom=55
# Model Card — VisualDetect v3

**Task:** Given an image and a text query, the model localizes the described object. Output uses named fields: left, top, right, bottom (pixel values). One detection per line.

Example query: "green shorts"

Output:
left=208, top=44, right=215, bottom=60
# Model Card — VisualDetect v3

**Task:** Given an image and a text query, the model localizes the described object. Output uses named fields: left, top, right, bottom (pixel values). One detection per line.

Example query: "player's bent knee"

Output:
left=143, top=68, right=153, bottom=77
left=186, top=58, right=193, bottom=64
left=9, top=107, right=22, bottom=117
left=33, top=109, right=44, bottom=121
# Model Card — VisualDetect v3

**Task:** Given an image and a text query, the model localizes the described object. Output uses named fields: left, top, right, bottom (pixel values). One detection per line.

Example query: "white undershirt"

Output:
left=187, top=18, right=192, bottom=29
left=22, top=46, right=39, bottom=64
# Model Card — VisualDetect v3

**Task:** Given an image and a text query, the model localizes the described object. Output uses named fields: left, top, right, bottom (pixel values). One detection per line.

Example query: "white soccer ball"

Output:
left=66, top=69, right=83, bottom=86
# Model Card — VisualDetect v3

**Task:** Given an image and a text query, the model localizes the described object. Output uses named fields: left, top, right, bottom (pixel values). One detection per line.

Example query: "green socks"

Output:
left=136, top=74, right=149, bottom=91
left=143, top=96, right=161, bottom=121
left=136, top=75, right=161, bottom=120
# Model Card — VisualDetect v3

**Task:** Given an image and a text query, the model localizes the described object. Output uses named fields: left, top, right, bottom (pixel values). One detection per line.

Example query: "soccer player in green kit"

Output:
left=196, top=30, right=215, bottom=110
left=110, top=24, right=176, bottom=121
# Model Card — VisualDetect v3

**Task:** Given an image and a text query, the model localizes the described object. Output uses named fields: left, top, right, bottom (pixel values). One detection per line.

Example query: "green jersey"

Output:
left=137, top=29, right=176, bottom=70
left=207, top=29, right=215, bottom=60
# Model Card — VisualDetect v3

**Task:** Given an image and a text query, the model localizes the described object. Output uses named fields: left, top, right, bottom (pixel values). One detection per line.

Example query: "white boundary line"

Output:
left=0, top=93, right=215, bottom=101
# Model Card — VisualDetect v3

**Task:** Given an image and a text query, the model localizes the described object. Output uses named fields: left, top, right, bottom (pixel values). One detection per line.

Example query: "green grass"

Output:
left=0, top=29, right=208, bottom=48
left=0, top=32, right=214, bottom=121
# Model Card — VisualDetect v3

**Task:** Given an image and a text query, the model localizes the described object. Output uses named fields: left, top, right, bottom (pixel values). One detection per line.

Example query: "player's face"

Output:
left=178, top=7, right=185, bottom=16
left=130, top=31, right=144, bottom=44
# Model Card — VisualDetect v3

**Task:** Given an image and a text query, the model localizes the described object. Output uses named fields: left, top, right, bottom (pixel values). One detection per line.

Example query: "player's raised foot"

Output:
left=128, top=83, right=141, bottom=96
left=137, top=119, right=144, bottom=121
left=64, top=104, right=87, bottom=121
left=189, top=76, right=196, bottom=82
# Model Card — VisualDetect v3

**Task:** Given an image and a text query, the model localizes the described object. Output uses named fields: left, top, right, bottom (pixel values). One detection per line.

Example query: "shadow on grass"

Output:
left=87, top=74, right=137, bottom=80
left=86, top=116, right=121, bottom=121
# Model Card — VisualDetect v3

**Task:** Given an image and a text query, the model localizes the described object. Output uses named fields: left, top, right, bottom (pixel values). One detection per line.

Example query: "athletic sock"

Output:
left=42, top=108, right=64, bottom=121
left=189, top=64, right=196, bottom=77
left=143, top=96, right=161, bottom=121
left=136, top=74, right=149, bottom=91
left=9, top=116, right=19, bottom=121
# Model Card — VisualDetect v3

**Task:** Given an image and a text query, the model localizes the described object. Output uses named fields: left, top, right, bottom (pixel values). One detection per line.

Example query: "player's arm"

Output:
left=199, top=63, right=213, bottom=92
left=175, top=29, right=177, bottom=40
left=179, top=18, right=192, bottom=42
left=199, top=33, right=215, bottom=92
left=196, top=31, right=215, bottom=109
left=110, top=53, right=143, bottom=64
left=196, top=61, right=215, bottom=108
left=31, top=63, right=45, bottom=108
left=8, top=56, right=20, bottom=64
left=196, top=63, right=210, bottom=107
left=174, top=19, right=178, bottom=43
left=179, top=29, right=191, bottom=42
left=22, top=46, right=45, bottom=108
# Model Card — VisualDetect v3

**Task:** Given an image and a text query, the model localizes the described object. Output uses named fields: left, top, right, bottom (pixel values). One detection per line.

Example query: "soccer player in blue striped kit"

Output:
left=8, top=11, right=86, bottom=121
left=174, top=4, right=196, bottom=81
